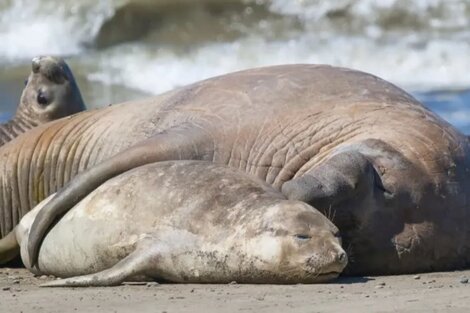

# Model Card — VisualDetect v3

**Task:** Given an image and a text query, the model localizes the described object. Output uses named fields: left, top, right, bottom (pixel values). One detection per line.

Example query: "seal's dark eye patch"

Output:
left=24, top=79, right=28, bottom=86
left=294, top=234, right=311, bottom=240
left=37, top=90, right=48, bottom=106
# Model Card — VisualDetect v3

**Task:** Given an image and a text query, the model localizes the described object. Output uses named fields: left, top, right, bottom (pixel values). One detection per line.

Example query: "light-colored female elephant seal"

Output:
left=15, top=161, right=346, bottom=286
left=0, top=56, right=86, bottom=145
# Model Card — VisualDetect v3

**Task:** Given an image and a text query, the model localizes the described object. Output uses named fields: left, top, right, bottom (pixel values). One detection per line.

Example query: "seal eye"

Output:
left=37, top=91, right=48, bottom=106
left=24, top=79, right=28, bottom=86
left=294, top=234, right=311, bottom=240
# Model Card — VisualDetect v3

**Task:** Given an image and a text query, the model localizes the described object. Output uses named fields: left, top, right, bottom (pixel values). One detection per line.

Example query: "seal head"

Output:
left=235, top=200, right=347, bottom=283
left=18, top=56, right=85, bottom=124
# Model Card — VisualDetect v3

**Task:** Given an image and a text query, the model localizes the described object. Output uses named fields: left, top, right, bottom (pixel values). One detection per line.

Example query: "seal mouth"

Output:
left=308, top=271, right=342, bottom=283
left=318, top=271, right=341, bottom=277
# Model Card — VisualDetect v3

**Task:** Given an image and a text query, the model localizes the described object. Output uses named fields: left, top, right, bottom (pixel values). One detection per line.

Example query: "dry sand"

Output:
left=0, top=268, right=468, bottom=313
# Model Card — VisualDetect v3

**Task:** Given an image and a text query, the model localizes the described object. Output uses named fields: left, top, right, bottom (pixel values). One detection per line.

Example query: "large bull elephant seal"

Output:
left=0, top=56, right=86, bottom=145
left=0, top=64, right=468, bottom=274
left=15, top=161, right=346, bottom=286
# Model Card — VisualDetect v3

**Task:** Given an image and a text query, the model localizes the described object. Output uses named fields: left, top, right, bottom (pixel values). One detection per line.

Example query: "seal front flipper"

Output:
left=282, top=148, right=380, bottom=215
left=40, top=242, right=157, bottom=287
left=281, top=139, right=433, bottom=274
left=27, top=124, right=213, bottom=268
left=281, top=140, right=393, bottom=241
left=280, top=139, right=407, bottom=218
left=281, top=146, right=388, bottom=273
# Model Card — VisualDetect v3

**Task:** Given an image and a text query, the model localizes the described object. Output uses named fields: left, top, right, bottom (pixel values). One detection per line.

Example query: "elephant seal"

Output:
left=0, top=56, right=86, bottom=146
left=15, top=161, right=346, bottom=286
left=0, top=64, right=468, bottom=274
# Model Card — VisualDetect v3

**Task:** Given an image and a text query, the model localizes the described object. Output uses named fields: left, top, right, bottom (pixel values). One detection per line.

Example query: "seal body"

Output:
left=16, top=161, right=346, bottom=286
left=0, top=56, right=86, bottom=145
left=0, top=64, right=468, bottom=274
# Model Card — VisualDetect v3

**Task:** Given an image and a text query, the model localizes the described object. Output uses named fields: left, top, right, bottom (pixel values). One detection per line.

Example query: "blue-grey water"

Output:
left=415, top=90, right=470, bottom=134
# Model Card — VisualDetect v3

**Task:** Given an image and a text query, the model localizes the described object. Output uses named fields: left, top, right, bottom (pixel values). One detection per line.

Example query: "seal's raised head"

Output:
left=239, top=200, right=347, bottom=283
left=0, top=56, right=86, bottom=147
left=18, top=56, right=85, bottom=124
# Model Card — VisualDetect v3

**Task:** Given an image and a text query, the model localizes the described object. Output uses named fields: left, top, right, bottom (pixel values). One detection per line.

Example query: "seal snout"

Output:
left=327, top=243, right=348, bottom=269
left=306, top=245, right=348, bottom=276
left=332, top=249, right=348, bottom=271
left=335, top=250, right=348, bottom=265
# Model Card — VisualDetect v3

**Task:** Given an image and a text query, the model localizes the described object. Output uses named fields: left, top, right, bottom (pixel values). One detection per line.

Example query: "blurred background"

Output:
left=0, top=0, right=469, bottom=133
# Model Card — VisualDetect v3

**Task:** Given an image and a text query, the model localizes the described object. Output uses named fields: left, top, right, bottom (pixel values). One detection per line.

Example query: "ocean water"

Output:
left=0, top=0, right=468, bottom=133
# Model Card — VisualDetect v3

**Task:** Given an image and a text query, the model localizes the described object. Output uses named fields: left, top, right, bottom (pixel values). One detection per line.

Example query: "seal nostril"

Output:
left=37, top=90, right=49, bottom=106
left=337, top=251, right=347, bottom=263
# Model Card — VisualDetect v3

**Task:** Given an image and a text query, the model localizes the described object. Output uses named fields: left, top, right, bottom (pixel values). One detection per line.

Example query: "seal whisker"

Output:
left=345, top=243, right=355, bottom=263
left=330, top=208, right=336, bottom=223
left=324, top=205, right=337, bottom=223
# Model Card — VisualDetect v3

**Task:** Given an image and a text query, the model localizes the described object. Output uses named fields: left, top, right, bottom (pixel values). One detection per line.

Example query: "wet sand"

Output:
left=1, top=268, right=469, bottom=313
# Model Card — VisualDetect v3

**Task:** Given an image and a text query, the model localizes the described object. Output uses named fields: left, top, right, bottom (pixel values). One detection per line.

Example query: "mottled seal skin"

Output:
left=15, top=161, right=346, bottom=286
left=0, top=56, right=86, bottom=145
left=0, top=64, right=468, bottom=274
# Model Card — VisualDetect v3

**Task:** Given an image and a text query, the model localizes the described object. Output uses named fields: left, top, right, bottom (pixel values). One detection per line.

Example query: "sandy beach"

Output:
left=0, top=268, right=469, bottom=313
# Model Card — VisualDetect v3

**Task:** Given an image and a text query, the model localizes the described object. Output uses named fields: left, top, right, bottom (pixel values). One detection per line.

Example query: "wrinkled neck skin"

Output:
left=0, top=193, right=48, bottom=265
left=0, top=114, right=37, bottom=146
